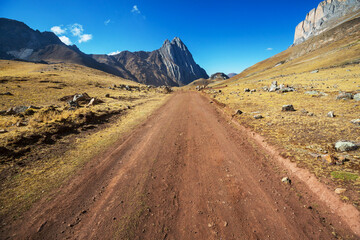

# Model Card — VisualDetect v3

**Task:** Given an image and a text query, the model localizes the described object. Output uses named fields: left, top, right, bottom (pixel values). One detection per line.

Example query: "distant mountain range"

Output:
left=0, top=18, right=208, bottom=86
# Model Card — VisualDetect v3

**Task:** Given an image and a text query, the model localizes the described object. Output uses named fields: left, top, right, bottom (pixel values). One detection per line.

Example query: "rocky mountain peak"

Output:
left=293, top=0, right=360, bottom=45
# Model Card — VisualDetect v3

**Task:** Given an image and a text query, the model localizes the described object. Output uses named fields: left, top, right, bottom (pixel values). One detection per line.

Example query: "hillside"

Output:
left=200, top=14, right=360, bottom=209
left=0, top=60, right=170, bottom=223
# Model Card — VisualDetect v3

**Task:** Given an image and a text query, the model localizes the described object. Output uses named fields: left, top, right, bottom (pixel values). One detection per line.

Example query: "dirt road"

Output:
left=3, top=92, right=359, bottom=239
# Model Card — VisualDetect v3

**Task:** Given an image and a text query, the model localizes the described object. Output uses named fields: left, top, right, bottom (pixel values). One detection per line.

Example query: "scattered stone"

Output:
left=88, top=98, right=95, bottom=106
left=250, top=89, right=256, bottom=93
left=68, top=100, right=78, bottom=108
left=244, top=88, right=250, bottom=92
left=321, top=154, right=336, bottom=165
left=24, top=108, right=35, bottom=116
left=0, top=129, right=7, bottom=134
left=335, top=188, right=346, bottom=194
left=37, top=221, right=47, bottom=233
left=269, top=81, right=278, bottom=92
left=0, top=92, right=13, bottom=96
left=350, top=119, right=360, bottom=125
left=233, top=109, right=243, bottom=117
left=73, top=93, right=91, bottom=103
left=336, top=92, right=353, bottom=100
left=304, top=90, right=319, bottom=95
left=6, top=106, right=28, bottom=115
left=301, top=109, right=309, bottom=114
left=262, top=86, right=269, bottom=91
left=310, top=70, right=319, bottom=74
left=16, top=121, right=26, bottom=127
left=335, top=141, right=358, bottom=152
left=281, top=177, right=291, bottom=184
left=354, top=93, right=360, bottom=101
left=254, top=114, right=263, bottom=119
left=278, top=87, right=295, bottom=93
left=224, top=221, right=228, bottom=227
left=105, top=94, right=110, bottom=98
left=327, top=111, right=335, bottom=118
left=282, top=105, right=295, bottom=112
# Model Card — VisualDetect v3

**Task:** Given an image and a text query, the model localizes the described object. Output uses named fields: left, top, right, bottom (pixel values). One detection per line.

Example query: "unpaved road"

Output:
left=2, top=91, right=359, bottom=239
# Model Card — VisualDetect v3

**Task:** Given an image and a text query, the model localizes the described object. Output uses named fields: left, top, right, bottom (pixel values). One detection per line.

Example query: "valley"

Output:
left=1, top=0, right=360, bottom=239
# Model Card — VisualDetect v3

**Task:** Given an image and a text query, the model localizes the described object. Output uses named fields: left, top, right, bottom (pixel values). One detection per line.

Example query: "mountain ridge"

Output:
left=0, top=18, right=208, bottom=86
left=293, top=0, right=360, bottom=45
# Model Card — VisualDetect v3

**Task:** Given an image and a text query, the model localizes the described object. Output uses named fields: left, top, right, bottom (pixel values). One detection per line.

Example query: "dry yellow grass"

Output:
left=0, top=60, right=169, bottom=221
left=202, top=19, right=360, bottom=208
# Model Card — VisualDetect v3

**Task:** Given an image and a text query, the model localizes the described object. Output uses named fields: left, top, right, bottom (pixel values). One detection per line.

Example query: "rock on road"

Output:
left=3, top=91, right=358, bottom=239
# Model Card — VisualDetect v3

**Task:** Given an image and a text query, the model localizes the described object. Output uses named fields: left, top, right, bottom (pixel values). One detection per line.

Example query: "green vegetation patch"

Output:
left=331, top=171, right=359, bottom=181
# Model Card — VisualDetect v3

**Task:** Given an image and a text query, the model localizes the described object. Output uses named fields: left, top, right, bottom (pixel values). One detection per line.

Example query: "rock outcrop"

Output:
left=92, top=37, right=208, bottom=86
left=210, top=72, right=229, bottom=80
left=293, top=0, right=360, bottom=45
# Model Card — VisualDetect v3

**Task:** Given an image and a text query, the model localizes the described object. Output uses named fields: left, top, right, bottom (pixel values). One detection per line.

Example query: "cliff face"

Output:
left=92, top=37, right=209, bottom=86
left=293, top=0, right=360, bottom=45
left=157, top=37, right=209, bottom=86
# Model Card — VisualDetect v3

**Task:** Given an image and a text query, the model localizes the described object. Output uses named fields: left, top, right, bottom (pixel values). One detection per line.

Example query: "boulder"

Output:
left=6, top=106, right=28, bottom=115
left=269, top=81, right=278, bottom=92
left=305, top=90, right=319, bottom=95
left=0, top=129, right=7, bottom=134
left=73, top=93, right=91, bottom=103
left=310, top=70, right=319, bottom=74
left=336, top=92, right=353, bottom=100
left=282, top=105, right=295, bottom=111
left=254, top=114, right=263, bottom=119
left=350, top=119, right=360, bottom=125
left=335, top=188, right=346, bottom=194
left=281, top=177, right=291, bottom=184
left=244, top=88, right=250, bottom=92
left=354, top=93, right=360, bottom=101
left=327, top=111, right=335, bottom=118
left=321, top=154, right=336, bottom=165
left=279, top=87, right=295, bottom=93
left=335, top=141, right=358, bottom=152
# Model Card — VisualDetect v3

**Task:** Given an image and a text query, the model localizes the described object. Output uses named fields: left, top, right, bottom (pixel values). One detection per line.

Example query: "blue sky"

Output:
left=1, top=0, right=320, bottom=75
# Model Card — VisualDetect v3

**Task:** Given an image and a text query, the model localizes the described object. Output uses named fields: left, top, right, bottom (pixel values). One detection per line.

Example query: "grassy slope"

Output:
left=204, top=17, right=360, bottom=208
left=0, top=60, right=169, bottom=221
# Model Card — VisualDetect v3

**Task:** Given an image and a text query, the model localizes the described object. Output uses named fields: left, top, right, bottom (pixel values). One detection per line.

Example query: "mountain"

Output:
left=0, top=18, right=126, bottom=77
left=227, top=73, right=237, bottom=78
left=210, top=72, right=229, bottom=80
left=0, top=18, right=208, bottom=86
left=0, top=18, right=62, bottom=60
left=92, top=38, right=209, bottom=86
left=293, top=0, right=360, bottom=45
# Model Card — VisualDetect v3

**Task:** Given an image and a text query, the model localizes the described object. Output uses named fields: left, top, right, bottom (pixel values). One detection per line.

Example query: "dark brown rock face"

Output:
left=92, top=37, right=208, bottom=86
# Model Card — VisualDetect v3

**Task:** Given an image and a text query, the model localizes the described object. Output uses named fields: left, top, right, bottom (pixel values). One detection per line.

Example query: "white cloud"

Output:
left=51, top=26, right=66, bottom=35
left=104, top=19, right=111, bottom=25
left=79, top=34, right=92, bottom=43
left=131, top=5, right=141, bottom=14
left=52, top=23, right=92, bottom=44
left=108, top=50, right=121, bottom=56
left=70, top=23, right=84, bottom=36
left=59, top=36, right=72, bottom=45
left=266, top=48, right=273, bottom=51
